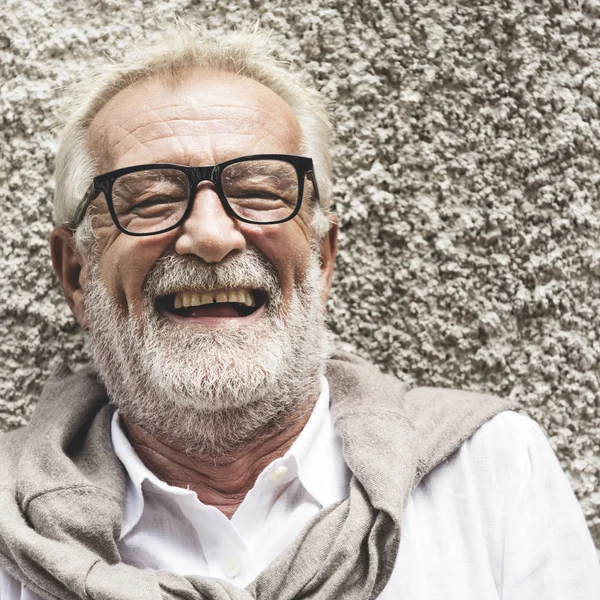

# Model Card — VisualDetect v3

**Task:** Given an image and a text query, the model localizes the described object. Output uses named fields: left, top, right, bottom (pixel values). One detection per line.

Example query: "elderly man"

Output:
left=0, top=24, right=598, bottom=600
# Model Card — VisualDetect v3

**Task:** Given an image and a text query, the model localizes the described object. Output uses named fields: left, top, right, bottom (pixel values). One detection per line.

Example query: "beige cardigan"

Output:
left=0, top=352, right=518, bottom=599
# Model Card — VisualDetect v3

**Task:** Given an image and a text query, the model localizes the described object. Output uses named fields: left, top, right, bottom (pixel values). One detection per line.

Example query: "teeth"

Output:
left=172, top=289, right=256, bottom=310
left=242, top=291, right=253, bottom=307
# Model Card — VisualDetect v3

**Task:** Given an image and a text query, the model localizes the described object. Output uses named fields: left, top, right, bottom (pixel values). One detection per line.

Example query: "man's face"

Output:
left=83, top=69, right=329, bottom=326
left=52, top=69, right=337, bottom=453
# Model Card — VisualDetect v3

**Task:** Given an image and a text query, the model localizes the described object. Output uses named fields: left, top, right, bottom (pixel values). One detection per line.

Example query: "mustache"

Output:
left=142, top=249, right=281, bottom=300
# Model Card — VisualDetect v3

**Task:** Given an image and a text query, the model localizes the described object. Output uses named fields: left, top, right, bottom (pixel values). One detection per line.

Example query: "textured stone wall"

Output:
left=1, top=0, right=599, bottom=551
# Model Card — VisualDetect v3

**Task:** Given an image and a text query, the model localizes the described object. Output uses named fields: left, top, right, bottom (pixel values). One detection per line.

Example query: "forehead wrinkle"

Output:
left=119, top=115, right=281, bottom=143
left=105, top=112, right=299, bottom=169
left=112, top=132, right=272, bottom=167
left=109, top=122, right=287, bottom=164
left=116, top=100, right=284, bottom=128
left=112, top=118, right=296, bottom=157
left=115, top=102, right=298, bottom=148
left=88, top=77, right=303, bottom=172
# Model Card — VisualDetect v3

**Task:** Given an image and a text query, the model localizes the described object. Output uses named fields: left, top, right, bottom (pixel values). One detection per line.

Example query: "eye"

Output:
left=131, top=195, right=187, bottom=212
left=230, top=190, right=282, bottom=201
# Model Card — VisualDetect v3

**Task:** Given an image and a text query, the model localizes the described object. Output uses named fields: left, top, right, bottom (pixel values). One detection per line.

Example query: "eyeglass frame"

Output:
left=70, top=153, right=320, bottom=237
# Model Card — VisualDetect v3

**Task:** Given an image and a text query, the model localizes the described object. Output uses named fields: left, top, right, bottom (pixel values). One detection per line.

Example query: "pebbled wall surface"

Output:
left=1, top=0, right=599, bottom=551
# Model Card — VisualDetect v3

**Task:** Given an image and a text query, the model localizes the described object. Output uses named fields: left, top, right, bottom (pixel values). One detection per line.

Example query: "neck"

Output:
left=121, top=398, right=316, bottom=519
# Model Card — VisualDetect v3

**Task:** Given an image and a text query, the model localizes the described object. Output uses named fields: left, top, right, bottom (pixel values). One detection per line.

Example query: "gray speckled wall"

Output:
left=1, top=0, right=599, bottom=550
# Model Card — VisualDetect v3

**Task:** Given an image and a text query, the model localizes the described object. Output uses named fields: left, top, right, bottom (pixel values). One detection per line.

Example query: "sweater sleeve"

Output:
left=499, top=416, right=600, bottom=600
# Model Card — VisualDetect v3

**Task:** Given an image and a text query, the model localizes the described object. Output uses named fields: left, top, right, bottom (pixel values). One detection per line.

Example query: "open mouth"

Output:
left=157, top=288, right=266, bottom=319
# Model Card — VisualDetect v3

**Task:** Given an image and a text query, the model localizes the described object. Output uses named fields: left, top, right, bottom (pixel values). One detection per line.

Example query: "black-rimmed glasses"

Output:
left=71, top=154, right=319, bottom=236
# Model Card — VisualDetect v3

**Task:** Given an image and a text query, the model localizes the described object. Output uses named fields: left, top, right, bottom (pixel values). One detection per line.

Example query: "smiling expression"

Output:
left=67, top=68, right=335, bottom=329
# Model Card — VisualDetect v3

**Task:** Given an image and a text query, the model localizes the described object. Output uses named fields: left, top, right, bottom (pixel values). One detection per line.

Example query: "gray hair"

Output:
left=54, top=22, right=334, bottom=249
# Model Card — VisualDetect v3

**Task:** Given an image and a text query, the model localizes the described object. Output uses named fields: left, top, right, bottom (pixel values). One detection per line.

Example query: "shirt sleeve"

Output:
left=0, top=567, right=29, bottom=600
left=499, top=414, right=600, bottom=600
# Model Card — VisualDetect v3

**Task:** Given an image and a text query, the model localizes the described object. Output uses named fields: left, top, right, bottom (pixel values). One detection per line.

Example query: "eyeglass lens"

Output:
left=110, top=159, right=300, bottom=234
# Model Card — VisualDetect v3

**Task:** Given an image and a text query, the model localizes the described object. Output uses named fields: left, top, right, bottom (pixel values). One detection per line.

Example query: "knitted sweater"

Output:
left=0, top=352, right=518, bottom=599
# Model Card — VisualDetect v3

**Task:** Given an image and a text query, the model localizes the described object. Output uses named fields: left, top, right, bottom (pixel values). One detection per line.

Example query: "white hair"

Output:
left=54, top=21, right=334, bottom=243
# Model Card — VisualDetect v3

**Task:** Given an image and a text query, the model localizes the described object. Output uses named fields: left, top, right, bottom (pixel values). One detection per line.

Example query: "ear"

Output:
left=50, top=227, right=89, bottom=329
left=318, top=214, right=338, bottom=309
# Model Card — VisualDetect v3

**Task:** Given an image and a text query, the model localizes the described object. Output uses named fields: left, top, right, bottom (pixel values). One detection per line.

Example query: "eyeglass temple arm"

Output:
left=71, top=186, right=101, bottom=229
left=307, top=170, right=321, bottom=204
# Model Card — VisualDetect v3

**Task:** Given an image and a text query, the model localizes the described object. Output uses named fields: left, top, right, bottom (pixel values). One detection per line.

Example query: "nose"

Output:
left=173, top=183, right=246, bottom=263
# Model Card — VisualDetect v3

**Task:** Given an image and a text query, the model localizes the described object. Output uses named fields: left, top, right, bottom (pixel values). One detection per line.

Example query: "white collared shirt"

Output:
left=1, top=377, right=599, bottom=598
left=114, top=377, right=349, bottom=584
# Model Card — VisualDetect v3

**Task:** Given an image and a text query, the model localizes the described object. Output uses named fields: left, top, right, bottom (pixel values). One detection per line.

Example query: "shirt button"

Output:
left=270, top=464, right=289, bottom=484
left=223, top=556, right=241, bottom=579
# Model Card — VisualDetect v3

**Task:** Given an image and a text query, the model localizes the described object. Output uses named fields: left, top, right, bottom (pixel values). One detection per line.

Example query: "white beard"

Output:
left=83, top=248, right=331, bottom=456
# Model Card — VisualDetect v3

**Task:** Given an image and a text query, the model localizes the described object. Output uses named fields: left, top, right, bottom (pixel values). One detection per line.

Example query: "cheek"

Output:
left=97, top=231, right=177, bottom=312
left=246, top=223, right=313, bottom=300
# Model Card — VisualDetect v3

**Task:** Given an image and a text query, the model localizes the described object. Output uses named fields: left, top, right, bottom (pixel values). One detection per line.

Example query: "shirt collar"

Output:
left=285, top=377, right=350, bottom=508
left=111, top=376, right=350, bottom=539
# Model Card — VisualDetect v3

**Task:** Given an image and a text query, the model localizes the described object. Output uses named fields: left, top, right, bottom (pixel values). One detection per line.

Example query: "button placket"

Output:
left=270, top=464, right=289, bottom=484
left=223, top=555, right=242, bottom=579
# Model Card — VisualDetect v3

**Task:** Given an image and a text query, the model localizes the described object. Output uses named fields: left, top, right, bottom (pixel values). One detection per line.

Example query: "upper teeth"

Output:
left=173, top=289, right=256, bottom=310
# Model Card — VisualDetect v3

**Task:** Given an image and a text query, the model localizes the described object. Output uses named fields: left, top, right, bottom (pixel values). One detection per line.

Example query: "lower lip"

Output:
left=159, top=302, right=266, bottom=330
